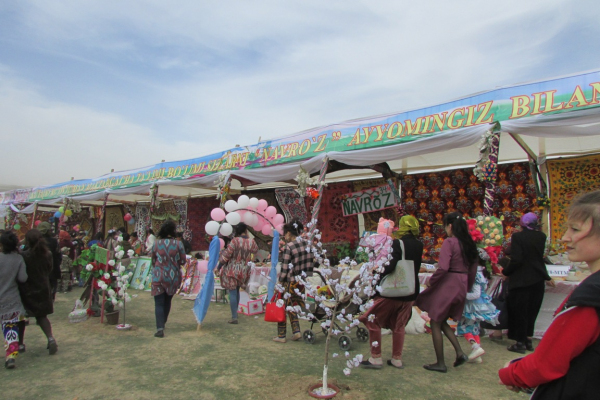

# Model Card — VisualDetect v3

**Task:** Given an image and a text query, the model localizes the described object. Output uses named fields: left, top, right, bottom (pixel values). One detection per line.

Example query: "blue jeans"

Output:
left=154, top=293, right=173, bottom=330
left=229, top=287, right=240, bottom=320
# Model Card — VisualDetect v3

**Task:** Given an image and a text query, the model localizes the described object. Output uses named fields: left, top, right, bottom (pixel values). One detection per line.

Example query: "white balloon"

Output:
left=205, top=221, right=220, bottom=236
left=224, top=200, right=238, bottom=213
left=237, top=195, right=250, bottom=208
left=219, top=222, right=233, bottom=236
left=249, top=197, right=259, bottom=209
left=243, top=212, right=254, bottom=225
left=251, top=214, right=259, bottom=227
left=225, top=211, right=241, bottom=225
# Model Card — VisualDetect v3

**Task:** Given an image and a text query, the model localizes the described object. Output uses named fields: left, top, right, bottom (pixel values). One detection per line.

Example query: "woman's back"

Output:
left=0, top=253, right=27, bottom=307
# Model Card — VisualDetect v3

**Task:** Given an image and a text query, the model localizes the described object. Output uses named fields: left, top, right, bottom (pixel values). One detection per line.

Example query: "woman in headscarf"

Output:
left=359, top=215, right=423, bottom=369
left=502, top=212, right=555, bottom=354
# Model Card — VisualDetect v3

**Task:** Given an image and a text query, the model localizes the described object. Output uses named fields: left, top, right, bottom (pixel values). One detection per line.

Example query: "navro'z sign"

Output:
left=341, top=185, right=398, bottom=216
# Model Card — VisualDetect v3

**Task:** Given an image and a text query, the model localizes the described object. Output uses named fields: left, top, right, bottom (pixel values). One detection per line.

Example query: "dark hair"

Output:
left=234, top=222, right=249, bottom=237
left=1, top=231, right=19, bottom=254
left=158, top=221, right=177, bottom=239
left=122, top=232, right=130, bottom=241
left=25, top=229, right=50, bottom=257
left=131, top=232, right=138, bottom=238
left=283, top=220, right=303, bottom=237
left=93, top=232, right=103, bottom=241
left=443, top=212, right=478, bottom=266
left=568, top=190, right=600, bottom=237
left=176, top=232, right=183, bottom=238
left=194, top=253, right=204, bottom=260
left=147, top=228, right=154, bottom=235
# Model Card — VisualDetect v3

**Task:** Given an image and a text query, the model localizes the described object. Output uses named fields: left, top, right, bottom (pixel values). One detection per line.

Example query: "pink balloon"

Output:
left=257, top=199, right=268, bottom=212
left=210, top=208, right=226, bottom=222
left=219, top=238, right=225, bottom=249
left=265, top=206, right=277, bottom=218
left=198, top=260, right=209, bottom=274
left=34, top=220, right=41, bottom=227
left=254, top=219, right=264, bottom=231
left=261, top=224, right=272, bottom=236
left=273, top=214, right=285, bottom=225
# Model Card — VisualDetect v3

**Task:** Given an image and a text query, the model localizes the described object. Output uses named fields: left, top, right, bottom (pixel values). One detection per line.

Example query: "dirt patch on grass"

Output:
left=3, top=288, right=523, bottom=399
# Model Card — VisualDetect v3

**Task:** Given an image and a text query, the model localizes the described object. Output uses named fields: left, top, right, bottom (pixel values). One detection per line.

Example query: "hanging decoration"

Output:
left=96, top=192, right=109, bottom=234
left=473, top=125, right=501, bottom=216
left=295, top=165, right=327, bottom=197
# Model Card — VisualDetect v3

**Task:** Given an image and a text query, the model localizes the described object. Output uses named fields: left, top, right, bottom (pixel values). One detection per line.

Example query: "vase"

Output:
left=308, top=383, right=340, bottom=399
left=105, top=311, right=120, bottom=325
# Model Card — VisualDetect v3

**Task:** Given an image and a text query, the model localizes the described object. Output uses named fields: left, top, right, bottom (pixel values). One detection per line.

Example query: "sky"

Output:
left=1, top=0, right=599, bottom=189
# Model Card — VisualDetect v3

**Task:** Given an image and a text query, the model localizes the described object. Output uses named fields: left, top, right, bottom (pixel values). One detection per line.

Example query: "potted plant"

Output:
left=103, top=299, right=119, bottom=325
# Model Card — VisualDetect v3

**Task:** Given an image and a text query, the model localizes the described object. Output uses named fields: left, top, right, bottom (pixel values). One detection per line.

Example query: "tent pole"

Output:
left=308, top=156, right=329, bottom=237
left=96, top=192, right=109, bottom=236
left=30, top=202, right=38, bottom=229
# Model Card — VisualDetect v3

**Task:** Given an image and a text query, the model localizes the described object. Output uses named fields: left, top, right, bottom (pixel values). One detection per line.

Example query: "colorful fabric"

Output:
left=457, top=270, right=499, bottom=336
left=278, top=237, right=314, bottom=283
left=548, top=155, right=600, bottom=250
left=316, top=181, right=360, bottom=246
left=187, top=197, right=220, bottom=251
left=151, top=239, right=186, bottom=296
left=275, top=188, right=309, bottom=225
left=2, top=311, right=20, bottom=361
left=277, top=281, right=304, bottom=337
left=219, top=236, right=259, bottom=290
left=104, top=206, right=124, bottom=236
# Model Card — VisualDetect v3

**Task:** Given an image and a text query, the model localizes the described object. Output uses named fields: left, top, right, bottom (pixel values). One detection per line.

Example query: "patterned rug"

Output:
left=316, top=182, right=360, bottom=246
left=548, top=154, right=600, bottom=249
left=188, top=197, right=220, bottom=251
left=104, top=206, right=124, bottom=235
left=275, top=188, right=309, bottom=225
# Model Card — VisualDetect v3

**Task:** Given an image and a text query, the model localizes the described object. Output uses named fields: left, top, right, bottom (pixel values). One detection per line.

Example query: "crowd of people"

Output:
left=2, top=191, right=600, bottom=399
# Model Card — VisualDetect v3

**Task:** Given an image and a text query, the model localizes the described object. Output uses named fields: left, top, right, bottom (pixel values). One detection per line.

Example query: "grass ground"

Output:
left=3, top=287, right=526, bottom=400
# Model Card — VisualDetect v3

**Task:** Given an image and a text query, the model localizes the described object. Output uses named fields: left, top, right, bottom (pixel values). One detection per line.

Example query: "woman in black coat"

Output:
left=503, top=212, right=554, bottom=353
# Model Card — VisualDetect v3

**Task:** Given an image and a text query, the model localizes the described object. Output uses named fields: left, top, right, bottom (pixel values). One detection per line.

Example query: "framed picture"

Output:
left=131, top=257, right=152, bottom=290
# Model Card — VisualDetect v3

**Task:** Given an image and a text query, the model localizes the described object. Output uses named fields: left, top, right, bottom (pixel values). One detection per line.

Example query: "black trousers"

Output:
left=154, top=293, right=174, bottom=330
left=507, top=280, right=545, bottom=343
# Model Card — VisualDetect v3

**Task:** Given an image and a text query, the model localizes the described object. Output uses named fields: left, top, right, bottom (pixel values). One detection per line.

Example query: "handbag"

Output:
left=379, top=240, right=416, bottom=298
left=264, top=292, right=286, bottom=323
left=481, top=279, right=508, bottom=330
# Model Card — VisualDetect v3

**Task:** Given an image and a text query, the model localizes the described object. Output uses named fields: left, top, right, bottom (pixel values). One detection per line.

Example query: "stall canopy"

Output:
left=2, top=69, right=600, bottom=207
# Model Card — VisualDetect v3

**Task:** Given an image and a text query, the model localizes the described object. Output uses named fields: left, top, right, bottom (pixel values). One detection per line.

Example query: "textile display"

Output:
left=275, top=188, right=309, bottom=225
left=173, top=199, right=190, bottom=241
left=135, top=205, right=150, bottom=243
left=104, top=206, right=124, bottom=235
left=315, top=181, right=360, bottom=246
left=188, top=197, right=220, bottom=251
left=547, top=154, right=600, bottom=249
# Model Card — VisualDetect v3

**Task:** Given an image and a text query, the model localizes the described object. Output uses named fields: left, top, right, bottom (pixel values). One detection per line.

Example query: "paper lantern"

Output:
left=219, top=238, right=225, bottom=249
left=54, top=211, right=62, bottom=218
left=34, top=220, right=41, bottom=227
left=124, top=213, right=132, bottom=221
left=273, top=214, right=285, bottom=225
left=249, top=197, right=259, bottom=209
left=225, top=211, right=241, bottom=226
left=224, top=200, right=238, bottom=213
left=198, top=260, right=209, bottom=274
left=205, top=221, right=220, bottom=235
left=261, top=224, right=272, bottom=236
left=13, top=224, right=21, bottom=231
left=65, top=210, right=73, bottom=217
left=210, top=208, right=226, bottom=222
left=257, top=199, right=268, bottom=212
left=265, top=206, right=277, bottom=218
left=128, top=218, right=136, bottom=225
left=237, top=195, right=250, bottom=208
left=219, top=222, right=233, bottom=236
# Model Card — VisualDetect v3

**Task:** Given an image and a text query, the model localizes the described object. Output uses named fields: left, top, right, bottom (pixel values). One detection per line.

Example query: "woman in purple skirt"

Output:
left=416, top=212, right=478, bottom=373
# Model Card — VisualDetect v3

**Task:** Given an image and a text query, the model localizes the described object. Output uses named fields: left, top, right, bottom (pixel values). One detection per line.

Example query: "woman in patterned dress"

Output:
left=219, top=223, right=258, bottom=324
left=151, top=221, right=186, bottom=338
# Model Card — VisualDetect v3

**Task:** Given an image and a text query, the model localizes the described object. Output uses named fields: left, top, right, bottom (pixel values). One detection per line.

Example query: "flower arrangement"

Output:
left=468, top=215, right=504, bottom=273
left=294, top=166, right=326, bottom=197
left=473, top=129, right=499, bottom=183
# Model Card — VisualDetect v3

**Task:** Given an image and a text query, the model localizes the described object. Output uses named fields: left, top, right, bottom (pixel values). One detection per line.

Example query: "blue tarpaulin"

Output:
left=267, top=230, right=280, bottom=300
left=193, top=235, right=220, bottom=325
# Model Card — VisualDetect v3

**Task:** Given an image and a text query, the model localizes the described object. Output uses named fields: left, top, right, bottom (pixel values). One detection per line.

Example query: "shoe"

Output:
left=453, top=354, right=468, bottom=367
left=5, top=359, right=16, bottom=369
left=468, top=356, right=483, bottom=364
left=359, top=360, right=383, bottom=369
left=507, top=343, right=526, bottom=354
left=18, top=344, right=26, bottom=353
left=387, top=360, right=404, bottom=369
left=423, top=364, right=447, bottom=373
left=468, top=347, right=485, bottom=360
left=154, top=330, right=164, bottom=338
left=47, top=338, right=58, bottom=355
left=291, top=332, right=302, bottom=341
left=526, top=339, right=534, bottom=351
left=228, top=319, right=238, bottom=324
left=272, top=336, right=286, bottom=343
